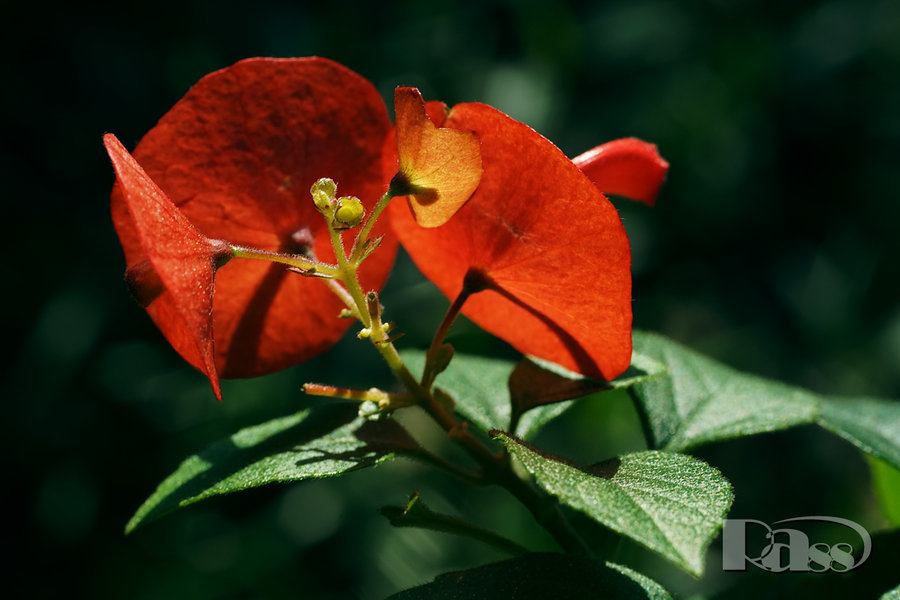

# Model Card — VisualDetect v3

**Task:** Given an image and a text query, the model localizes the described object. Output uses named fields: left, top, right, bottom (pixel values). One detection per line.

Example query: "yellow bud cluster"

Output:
left=311, top=178, right=337, bottom=214
left=334, top=196, right=364, bottom=229
left=309, top=178, right=365, bottom=230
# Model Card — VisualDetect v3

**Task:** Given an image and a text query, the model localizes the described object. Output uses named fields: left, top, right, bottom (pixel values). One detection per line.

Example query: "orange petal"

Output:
left=390, top=104, right=633, bottom=381
left=573, top=137, right=669, bottom=206
left=393, top=87, right=481, bottom=228
left=112, top=58, right=396, bottom=378
left=104, top=133, right=226, bottom=400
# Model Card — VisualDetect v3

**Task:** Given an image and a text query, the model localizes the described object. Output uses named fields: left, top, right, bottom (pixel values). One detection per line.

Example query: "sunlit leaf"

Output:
left=126, top=404, right=416, bottom=533
left=629, top=331, right=820, bottom=451
left=495, top=433, right=733, bottom=576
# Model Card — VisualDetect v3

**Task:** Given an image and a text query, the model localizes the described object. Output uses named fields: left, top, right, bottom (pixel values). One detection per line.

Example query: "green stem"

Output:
left=328, top=227, right=372, bottom=329
left=416, top=394, right=591, bottom=555
left=323, top=279, right=358, bottom=316
left=352, top=189, right=395, bottom=262
left=348, top=286, right=590, bottom=555
left=230, top=245, right=340, bottom=277
left=422, top=286, right=474, bottom=390
left=302, top=383, right=414, bottom=407
left=314, top=187, right=590, bottom=557
left=380, top=492, right=529, bottom=556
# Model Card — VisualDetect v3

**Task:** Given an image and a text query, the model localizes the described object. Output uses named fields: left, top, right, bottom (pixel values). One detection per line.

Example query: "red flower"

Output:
left=110, top=58, right=397, bottom=381
left=104, top=134, right=231, bottom=400
left=109, top=56, right=666, bottom=392
left=390, top=103, right=668, bottom=381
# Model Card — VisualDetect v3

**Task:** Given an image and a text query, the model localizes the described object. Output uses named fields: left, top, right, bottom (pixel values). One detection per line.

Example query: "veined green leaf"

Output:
left=385, top=553, right=672, bottom=599
left=495, top=432, right=733, bottom=577
left=630, top=331, right=820, bottom=451
left=126, top=404, right=416, bottom=533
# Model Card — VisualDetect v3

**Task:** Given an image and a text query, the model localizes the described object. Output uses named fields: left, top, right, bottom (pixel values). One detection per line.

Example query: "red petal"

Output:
left=390, top=104, right=633, bottom=381
left=572, top=137, right=669, bottom=206
left=104, top=134, right=225, bottom=400
left=393, top=87, right=481, bottom=228
left=112, top=58, right=396, bottom=378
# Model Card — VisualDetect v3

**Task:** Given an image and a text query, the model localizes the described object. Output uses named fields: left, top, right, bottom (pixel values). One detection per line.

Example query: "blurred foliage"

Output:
left=3, top=0, right=898, bottom=597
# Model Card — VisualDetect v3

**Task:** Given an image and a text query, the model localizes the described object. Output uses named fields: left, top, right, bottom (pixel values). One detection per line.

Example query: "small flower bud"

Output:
left=311, top=178, right=337, bottom=215
left=310, top=177, right=337, bottom=199
left=334, top=196, right=365, bottom=229
left=312, top=189, right=333, bottom=212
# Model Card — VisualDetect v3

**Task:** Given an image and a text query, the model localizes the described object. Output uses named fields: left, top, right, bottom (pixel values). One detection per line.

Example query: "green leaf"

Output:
left=495, top=433, right=733, bottom=577
left=384, top=553, right=672, bottom=600
left=126, top=404, right=417, bottom=533
left=818, top=396, right=900, bottom=471
left=380, top=491, right=529, bottom=556
left=866, top=456, right=900, bottom=526
left=630, top=331, right=820, bottom=451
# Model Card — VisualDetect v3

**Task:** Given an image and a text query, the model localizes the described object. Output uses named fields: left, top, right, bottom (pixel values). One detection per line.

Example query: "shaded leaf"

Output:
left=385, top=553, right=672, bottom=600
left=819, top=396, right=900, bottom=471
left=402, top=348, right=664, bottom=440
left=509, top=358, right=611, bottom=415
left=401, top=349, right=514, bottom=435
left=495, top=433, right=733, bottom=576
left=630, top=331, right=820, bottom=451
left=381, top=492, right=528, bottom=556
left=514, top=353, right=668, bottom=439
left=127, top=404, right=416, bottom=533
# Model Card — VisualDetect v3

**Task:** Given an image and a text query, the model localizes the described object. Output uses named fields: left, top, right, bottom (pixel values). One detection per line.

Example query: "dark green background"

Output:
left=4, top=0, right=899, bottom=598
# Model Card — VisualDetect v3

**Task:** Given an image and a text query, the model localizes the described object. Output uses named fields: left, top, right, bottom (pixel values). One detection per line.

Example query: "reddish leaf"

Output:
left=573, top=137, right=669, bottom=206
left=392, top=87, right=481, bottom=227
left=104, top=134, right=229, bottom=400
left=390, top=104, right=634, bottom=381
left=111, top=58, right=397, bottom=379
left=509, top=359, right=610, bottom=416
